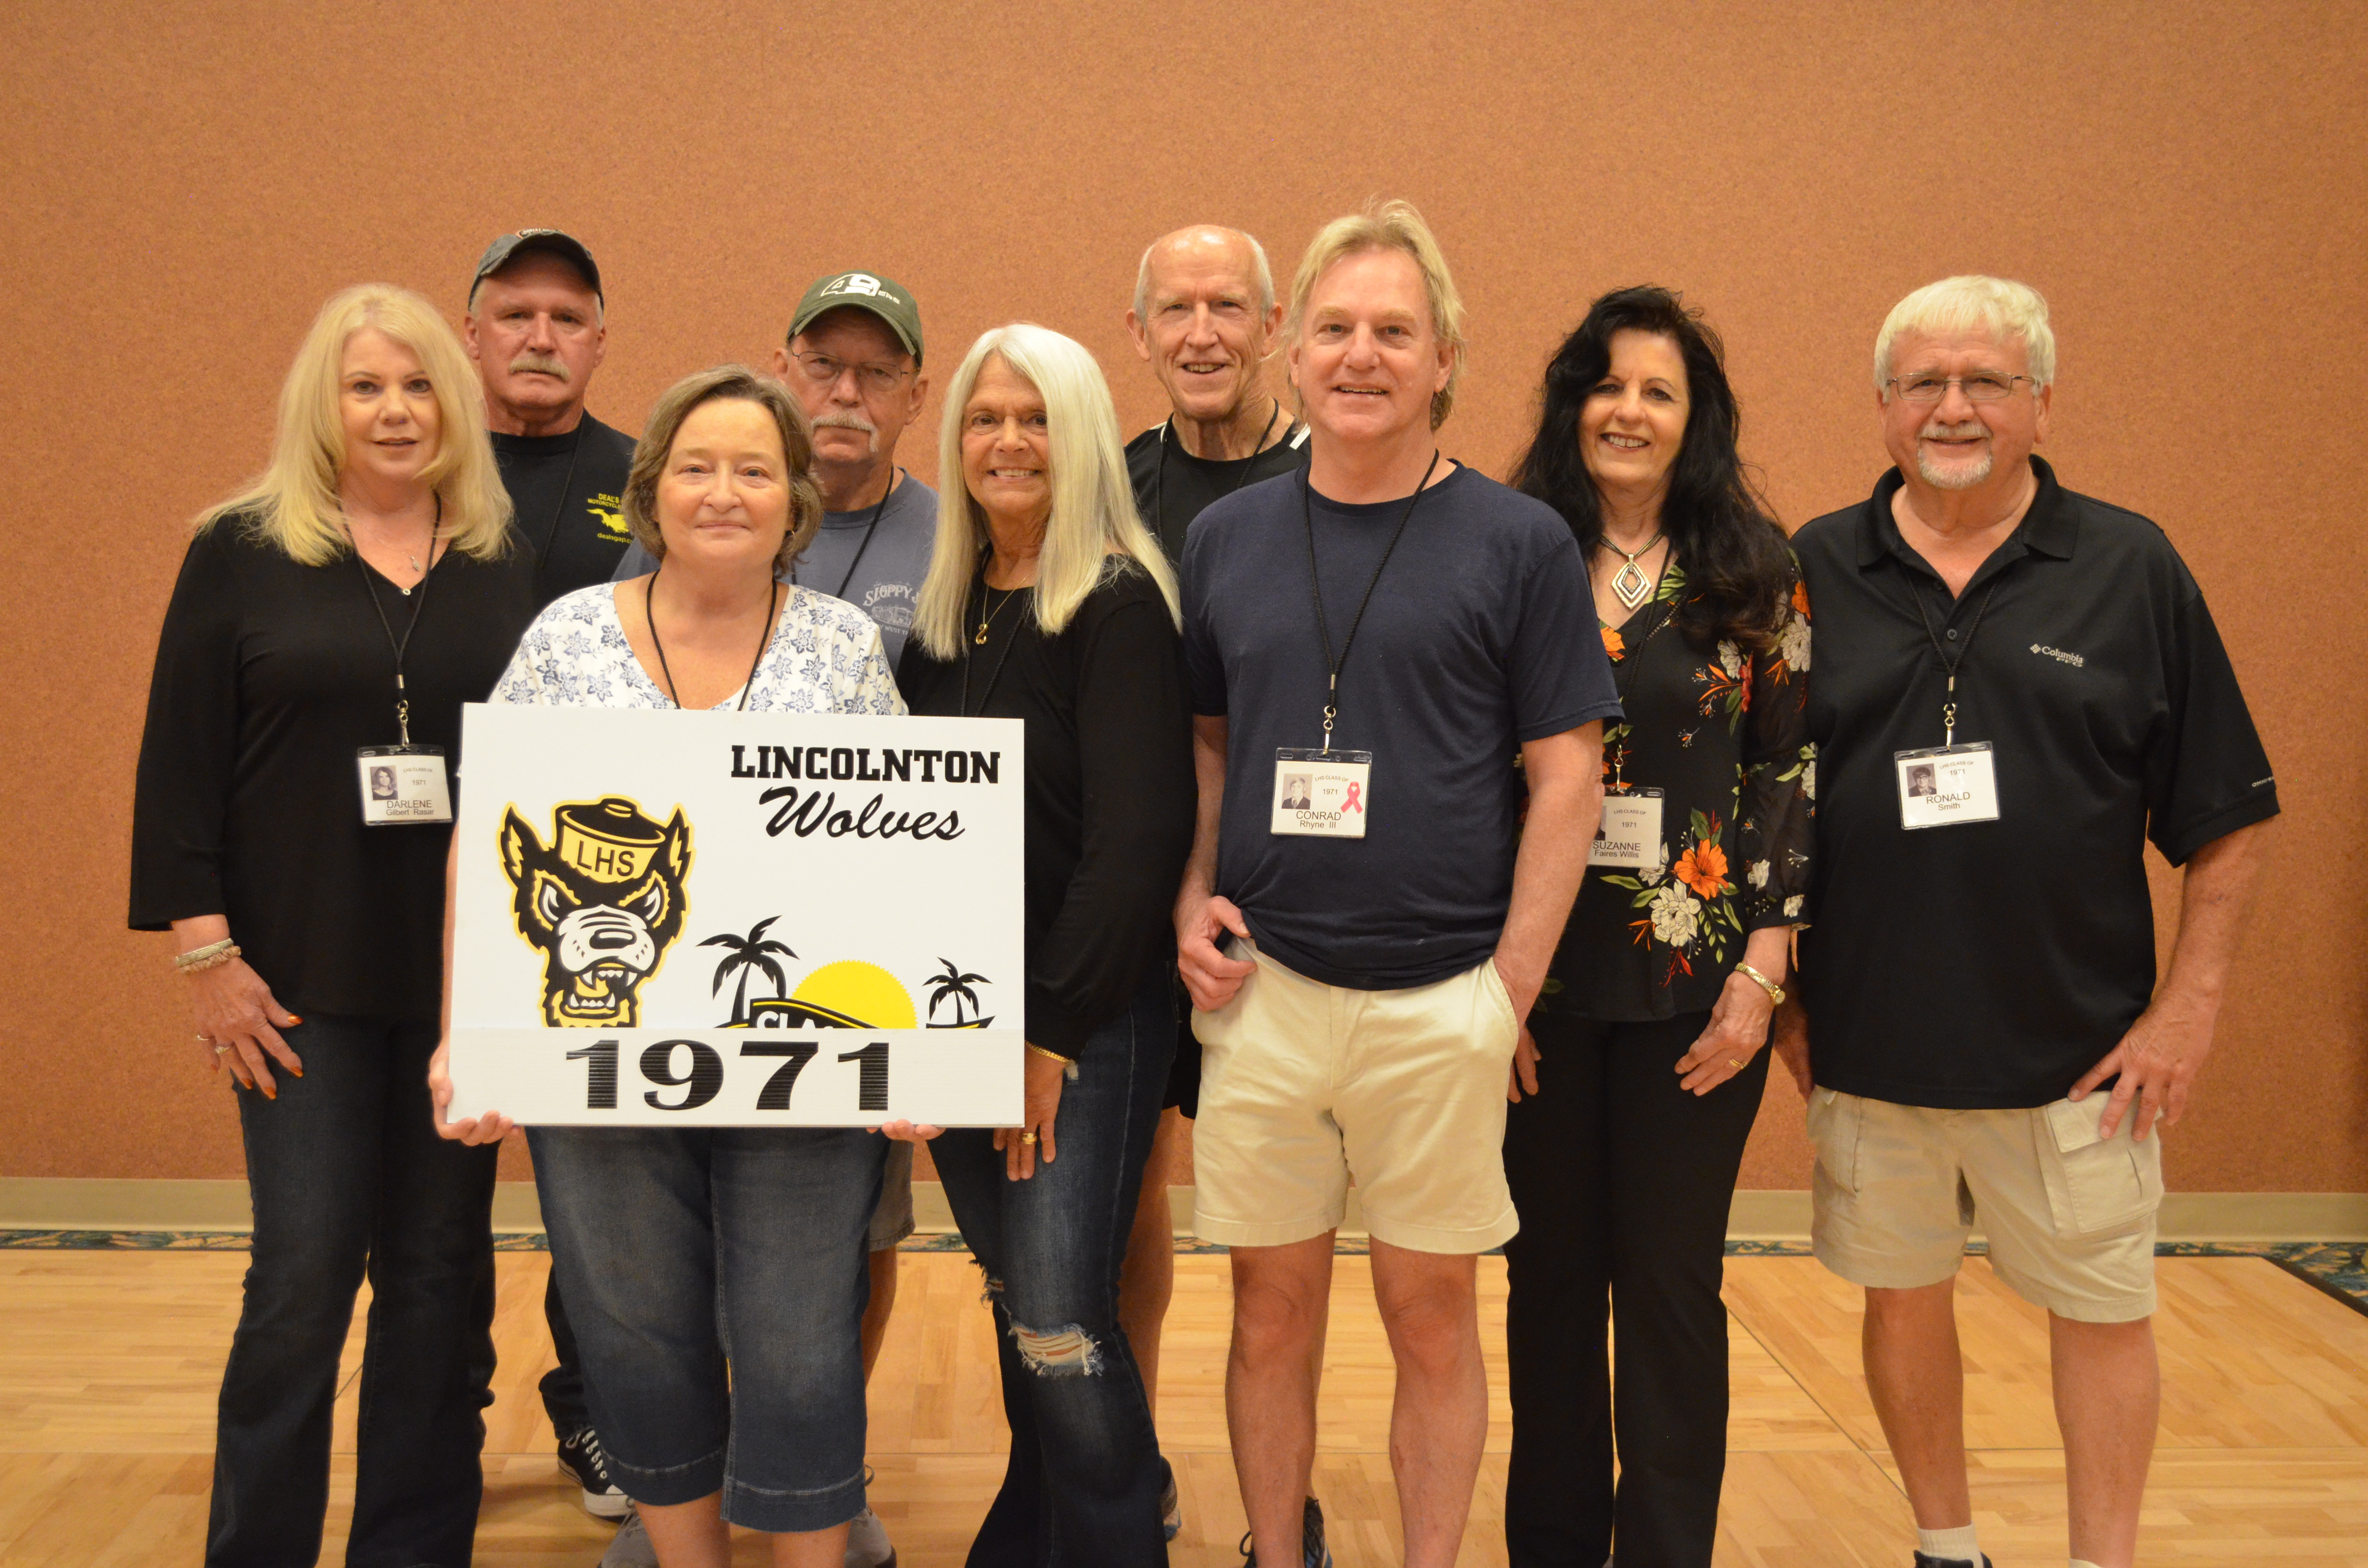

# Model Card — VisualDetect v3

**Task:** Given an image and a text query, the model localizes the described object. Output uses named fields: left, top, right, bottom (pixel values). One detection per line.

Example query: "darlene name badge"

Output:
left=358, top=745, right=454, bottom=826
left=1271, top=748, right=1371, bottom=838
left=1894, top=742, right=1999, bottom=830
left=1589, top=787, right=1665, bottom=868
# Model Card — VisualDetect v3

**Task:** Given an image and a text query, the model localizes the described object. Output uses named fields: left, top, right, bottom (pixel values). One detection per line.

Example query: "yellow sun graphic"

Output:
left=785, top=961, right=917, bottom=1030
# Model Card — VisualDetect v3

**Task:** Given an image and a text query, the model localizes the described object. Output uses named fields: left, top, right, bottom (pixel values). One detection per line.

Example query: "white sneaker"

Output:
left=599, top=1506, right=658, bottom=1568
left=844, top=1504, right=896, bottom=1567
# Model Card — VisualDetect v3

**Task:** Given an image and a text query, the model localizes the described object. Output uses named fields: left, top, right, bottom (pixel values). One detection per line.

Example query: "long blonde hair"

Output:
left=198, top=283, right=512, bottom=564
left=911, top=324, right=1178, bottom=660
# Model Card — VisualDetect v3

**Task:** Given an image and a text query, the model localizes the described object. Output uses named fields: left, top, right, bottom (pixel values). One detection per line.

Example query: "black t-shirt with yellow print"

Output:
left=494, top=412, right=638, bottom=607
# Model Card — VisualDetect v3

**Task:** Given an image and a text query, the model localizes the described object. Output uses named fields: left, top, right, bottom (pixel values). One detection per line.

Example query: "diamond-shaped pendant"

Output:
left=1612, top=559, right=1651, bottom=610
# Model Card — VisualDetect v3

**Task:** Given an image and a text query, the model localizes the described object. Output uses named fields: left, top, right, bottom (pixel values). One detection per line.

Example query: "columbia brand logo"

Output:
left=2031, top=643, right=2085, bottom=667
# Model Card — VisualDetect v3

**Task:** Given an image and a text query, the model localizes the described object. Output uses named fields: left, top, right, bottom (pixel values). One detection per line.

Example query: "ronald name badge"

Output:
left=1894, top=742, right=2000, bottom=830
left=1271, top=748, right=1371, bottom=838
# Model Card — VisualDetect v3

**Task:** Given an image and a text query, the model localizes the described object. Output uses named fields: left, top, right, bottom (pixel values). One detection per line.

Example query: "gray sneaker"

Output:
left=1239, top=1495, right=1331, bottom=1568
left=599, top=1506, right=658, bottom=1568
left=1159, top=1456, right=1181, bottom=1542
left=844, top=1504, right=896, bottom=1568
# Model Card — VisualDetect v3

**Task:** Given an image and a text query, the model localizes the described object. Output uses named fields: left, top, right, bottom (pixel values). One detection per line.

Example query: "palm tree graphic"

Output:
left=926, top=958, right=990, bottom=1026
left=702, top=917, right=796, bottom=1027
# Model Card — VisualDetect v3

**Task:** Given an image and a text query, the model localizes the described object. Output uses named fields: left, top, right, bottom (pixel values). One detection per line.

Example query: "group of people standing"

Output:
left=129, top=206, right=2276, bottom=1568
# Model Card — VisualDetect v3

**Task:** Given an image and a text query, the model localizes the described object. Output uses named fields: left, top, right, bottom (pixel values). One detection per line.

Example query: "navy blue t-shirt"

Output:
left=1183, top=462, right=1620, bottom=991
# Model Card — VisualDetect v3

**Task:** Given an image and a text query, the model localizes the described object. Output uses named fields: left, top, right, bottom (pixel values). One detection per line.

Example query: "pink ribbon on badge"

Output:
left=1342, top=782, right=1363, bottom=813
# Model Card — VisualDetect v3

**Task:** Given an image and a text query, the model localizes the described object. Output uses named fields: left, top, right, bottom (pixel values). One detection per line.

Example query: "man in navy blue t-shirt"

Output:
left=1176, top=201, right=1618, bottom=1568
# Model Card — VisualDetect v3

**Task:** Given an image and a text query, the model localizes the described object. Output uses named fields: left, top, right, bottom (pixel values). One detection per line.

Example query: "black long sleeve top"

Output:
left=897, top=560, right=1196, bottom=1057
left=128, top=514, right=540, bottom=1020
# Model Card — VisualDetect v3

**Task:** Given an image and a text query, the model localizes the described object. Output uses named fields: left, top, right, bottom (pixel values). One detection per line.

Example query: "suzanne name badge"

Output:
left=1589, top=787, right=1665, bottom=868
left=358, top=745, right=454, bottom=826
left=1894, top=743, right=1999, bottom=830
left=1271, top=748, right=1371, bottom=837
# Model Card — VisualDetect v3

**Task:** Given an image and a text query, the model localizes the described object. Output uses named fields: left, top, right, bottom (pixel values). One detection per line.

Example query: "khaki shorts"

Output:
left=1190, top=939, right=1522, bottom=1254
left=1807, top=1088, right=2163, bottom=1322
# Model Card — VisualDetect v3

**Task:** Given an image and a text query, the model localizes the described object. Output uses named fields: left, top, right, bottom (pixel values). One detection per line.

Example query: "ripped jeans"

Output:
left=934, top=968, right=1174, bottom=1567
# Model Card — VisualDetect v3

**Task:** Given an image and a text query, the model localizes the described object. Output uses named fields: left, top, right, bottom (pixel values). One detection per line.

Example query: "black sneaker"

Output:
left=1239, top=1496, right=1331, bottom=1568
left=1159, top=1456, right=1181, bottom=1543
left=1911, top=1555, right=1993, bottom=1568
left=556, top=1425, right=631, bottom=1519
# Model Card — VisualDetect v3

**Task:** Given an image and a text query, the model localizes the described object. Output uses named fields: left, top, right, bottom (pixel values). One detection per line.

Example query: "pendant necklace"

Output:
left=975, top=573, right=1024, bottom=644
left=1602, top=530, right=1666, bottom=612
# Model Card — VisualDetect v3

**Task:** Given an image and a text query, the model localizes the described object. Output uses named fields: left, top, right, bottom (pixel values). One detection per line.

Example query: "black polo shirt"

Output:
left=1794, top=457, right=2277, bottom=1109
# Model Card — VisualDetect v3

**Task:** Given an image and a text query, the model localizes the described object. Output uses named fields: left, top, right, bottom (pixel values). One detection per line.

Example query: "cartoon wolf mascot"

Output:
left=500, top=796, right=692, bottom=1027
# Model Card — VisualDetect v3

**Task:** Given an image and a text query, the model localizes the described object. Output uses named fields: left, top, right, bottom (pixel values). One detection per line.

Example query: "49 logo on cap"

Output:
left=500, top=796, right=692, bottom=1028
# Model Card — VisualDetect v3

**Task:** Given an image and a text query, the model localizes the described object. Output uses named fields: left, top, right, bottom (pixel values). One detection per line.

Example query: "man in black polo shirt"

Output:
left=1119, top=225, right=1313, bottom=1541
left=1776, top=275, right=2274, bottom=1568
left=465, top=230, right=639, bottom=604
left=1179, top=202, right=1616, bottom=1568
left=463, top=228, right=641, bottom=1527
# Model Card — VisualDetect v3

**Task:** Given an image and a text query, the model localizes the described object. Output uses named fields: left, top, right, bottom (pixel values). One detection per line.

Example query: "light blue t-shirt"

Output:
left=614, top=471, right=937, bottom=665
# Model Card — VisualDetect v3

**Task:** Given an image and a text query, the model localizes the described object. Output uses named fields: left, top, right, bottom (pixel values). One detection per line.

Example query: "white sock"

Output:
left=1916, top=1524, right=1983, bottom=1563
left=2070, top=1561, right=2108, bottom=1568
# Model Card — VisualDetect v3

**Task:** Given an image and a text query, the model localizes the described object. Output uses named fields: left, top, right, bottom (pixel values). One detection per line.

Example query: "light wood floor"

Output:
left=3, top=1249, right=2365, bottom=1566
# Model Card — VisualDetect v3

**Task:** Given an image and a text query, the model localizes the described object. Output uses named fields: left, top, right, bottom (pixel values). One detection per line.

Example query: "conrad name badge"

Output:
left=1589, top=787, right=1664, bottom=868
left=1894, top=743, right=2000, bottom=830
left=1272, top=748, right=1371, bottom=837
left=357, top=745, right=453, bottom=826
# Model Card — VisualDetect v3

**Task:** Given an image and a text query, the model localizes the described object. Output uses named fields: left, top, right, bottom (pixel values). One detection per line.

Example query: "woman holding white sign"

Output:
left=129, top=283, right=535, bottom=1567
left=1497, top=288, right=1813, bottom=1568
left=431, top=364, right=903, bottom=1568
left=892, top=325, right=1196, bottom=1565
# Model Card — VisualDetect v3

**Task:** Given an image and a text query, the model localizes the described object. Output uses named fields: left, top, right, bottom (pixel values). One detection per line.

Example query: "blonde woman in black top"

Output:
left=1500, top=287, right=1813, bottom=1568
left=890, top=324, right=1195, bottom=1567
left=129, top=284, right=533, bottom=1566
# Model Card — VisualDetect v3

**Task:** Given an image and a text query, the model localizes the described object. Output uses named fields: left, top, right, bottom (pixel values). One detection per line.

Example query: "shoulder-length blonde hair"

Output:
left=198, top=283, right=512, bottom=564
left=1285, top=199, right=1467, bottom=430
left=911, top=324, right=1178, bottom=661
left=621, top=366, right=824, bottom=574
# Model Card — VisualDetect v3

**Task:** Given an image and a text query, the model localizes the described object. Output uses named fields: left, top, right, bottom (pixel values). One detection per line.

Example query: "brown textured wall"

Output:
left=3, top=2, right=2360, bottom=1195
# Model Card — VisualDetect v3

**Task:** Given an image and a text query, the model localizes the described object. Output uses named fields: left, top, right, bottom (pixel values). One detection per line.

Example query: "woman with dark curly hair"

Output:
left=1500, top=286, right=1814, bottom=1568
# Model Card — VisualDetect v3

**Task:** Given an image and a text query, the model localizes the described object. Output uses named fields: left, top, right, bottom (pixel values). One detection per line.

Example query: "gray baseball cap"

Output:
left=789, top=270, right=923, bottom=363
left=470, top=229, right=603, bottom=305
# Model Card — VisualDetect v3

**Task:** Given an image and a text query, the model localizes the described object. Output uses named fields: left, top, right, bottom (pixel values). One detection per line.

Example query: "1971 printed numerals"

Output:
left=563, top=1038, right=890, bottom=1113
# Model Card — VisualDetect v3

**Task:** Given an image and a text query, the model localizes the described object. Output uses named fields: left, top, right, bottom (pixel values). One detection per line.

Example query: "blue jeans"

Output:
left=526, top=1125, right=884, bottom=1532
left=934, top=970, right=1175, bottom=1567
left=211, top=1013, right=498, bottom=1568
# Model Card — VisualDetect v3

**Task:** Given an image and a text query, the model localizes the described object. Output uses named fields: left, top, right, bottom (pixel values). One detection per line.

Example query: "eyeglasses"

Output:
left=1887, top=373, right=2038, bottom=404
left=789, top=350, right=913, bottom=396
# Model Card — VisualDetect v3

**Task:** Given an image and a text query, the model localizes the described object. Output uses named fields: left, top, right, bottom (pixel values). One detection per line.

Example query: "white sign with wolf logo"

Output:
left=447, top=704, right=1025, bottom=1126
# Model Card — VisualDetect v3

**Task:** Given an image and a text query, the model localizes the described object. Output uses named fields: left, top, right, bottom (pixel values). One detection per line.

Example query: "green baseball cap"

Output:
left=789, top=270, right=923, bottom=364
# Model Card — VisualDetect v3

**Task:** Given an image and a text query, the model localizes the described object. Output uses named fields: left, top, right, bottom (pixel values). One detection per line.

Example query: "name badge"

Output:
left=1589, top=787, right=1665, bottom=868
left=1271, top=747, right=1371, bottom=837
left=358, top=745, right=454, bottom=826
left=1894, top=742, right=1999, bottom=830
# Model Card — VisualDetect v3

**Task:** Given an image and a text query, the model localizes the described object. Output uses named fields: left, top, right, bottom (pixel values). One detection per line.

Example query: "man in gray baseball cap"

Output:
left=465, top=229, right=639, bottom=604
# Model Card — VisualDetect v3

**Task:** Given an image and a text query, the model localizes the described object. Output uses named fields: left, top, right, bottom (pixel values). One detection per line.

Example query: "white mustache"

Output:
left=811, top=411, right=878, bottom=436
left=1919, top=419, right=1985, bottom=441
left=508, top=351, right=570, bottom=381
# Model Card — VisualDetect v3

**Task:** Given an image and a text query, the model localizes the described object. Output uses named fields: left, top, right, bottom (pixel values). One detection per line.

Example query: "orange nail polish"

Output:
left=263, top=1085, right=277, bottom=1100
left=289, top=1016, right=303, bottom=1025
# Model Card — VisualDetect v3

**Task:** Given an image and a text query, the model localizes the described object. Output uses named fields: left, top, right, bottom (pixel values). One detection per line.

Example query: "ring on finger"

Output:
left=215, top=1043, right=232, bottom=1056
left=1019, top=1130, right=1038, bottom=1145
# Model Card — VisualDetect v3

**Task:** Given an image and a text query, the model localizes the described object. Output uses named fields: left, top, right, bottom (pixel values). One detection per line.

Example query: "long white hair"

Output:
left=911, top=323, right=1178, bottom=660
left=198, top=283, right=512, bottom=564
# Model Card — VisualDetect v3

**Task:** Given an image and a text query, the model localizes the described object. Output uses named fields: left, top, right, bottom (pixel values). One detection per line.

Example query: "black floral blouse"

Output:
left=1540, top=560, right=1815, bottom=1023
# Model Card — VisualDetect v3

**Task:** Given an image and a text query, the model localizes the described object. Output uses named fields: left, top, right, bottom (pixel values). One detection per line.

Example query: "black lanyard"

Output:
left=794, top=471, right=899, bottom=601
left=532, top=428, right=586, bottom=572
left=961, top=578, right=1028, bottom=717
left=349, top=499, right=446, bottom=745
left=1302, top=451, right=1439, bottom=753
left=645, top=565, right=780, bottom=712
left=1153, top=402, right=1283, bottom=549
left=1906, top=575, right=1999, bottom=747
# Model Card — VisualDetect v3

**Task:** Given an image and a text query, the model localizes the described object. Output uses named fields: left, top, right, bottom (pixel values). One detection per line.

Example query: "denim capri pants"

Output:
left=526, top=1124, right=885, bottom=1532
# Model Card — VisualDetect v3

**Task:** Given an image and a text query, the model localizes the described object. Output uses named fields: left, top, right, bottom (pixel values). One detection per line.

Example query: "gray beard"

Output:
left=1917, top=445, right=1993, bottom=490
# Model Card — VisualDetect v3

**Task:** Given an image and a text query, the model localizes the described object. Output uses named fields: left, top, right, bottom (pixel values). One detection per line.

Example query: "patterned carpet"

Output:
left=5, top=1228, right=2363, bottom=1318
